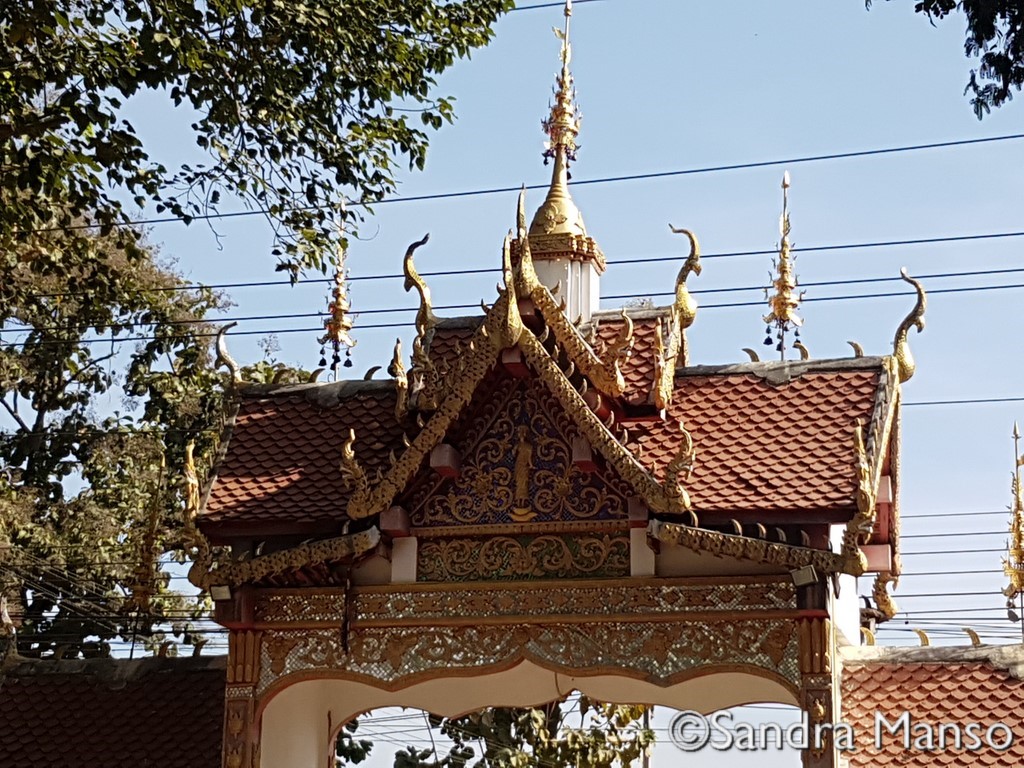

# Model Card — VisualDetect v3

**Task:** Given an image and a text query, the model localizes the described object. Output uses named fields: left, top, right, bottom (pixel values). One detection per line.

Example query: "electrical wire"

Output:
left=27, top=134, right=1024, bottom=234
left=9, top=263, right=1024, bottom=337
left=6, top=275, right=1024, bottom=350
left=16, top=228, right=1024, bottom=300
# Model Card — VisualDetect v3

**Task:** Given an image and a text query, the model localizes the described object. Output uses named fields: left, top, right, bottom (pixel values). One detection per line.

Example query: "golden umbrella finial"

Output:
left=1004, top=422, right=1024, bottom=599
left=529, top=0, right=586, bottom=239
left=762, top=171, right=804, bottom=361
left=318, top=215, right=357, bottom=373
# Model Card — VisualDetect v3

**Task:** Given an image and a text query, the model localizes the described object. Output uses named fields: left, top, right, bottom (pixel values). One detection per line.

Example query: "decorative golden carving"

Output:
left=258, top=616, right=800, bottom=695
left=222, top=697, right=258, bottom=768
left=205, top=529, right=380, bottom=588
left=650, top=227, right=700, bottom=408
left=497, top=230, right=525, bottom=350
left=668, top=226, right=702, bottom=329
left=340, top=428, right=371, bottom=504
left=184, top=440, right=200, bottom=519
left=663, top=421, right=695, bottom=510
left=1002, top=422, right=1024, bottom=597
left=872, top=572, right=899, bottom=619
left=763, top=172, right=805, bottom=360
left=840, top=422, right=877, bottom=577
left=318, top=239, right=356, bottom=361
left=517, top=330, right=690, bottom=513
left=254, top=578, right=797, bottom=628
left=411, top=379, right=629, bottom=527
left=511, top=425, right=537, bottom=522
left=416, top=534, right=630, bottom=582
left=598, top=308, right=634, bottom=374
left=892, top=268, right=926, bottom=383
left=655, top=521, right=846, bottom=573
left=390, top=338, right=408, bottom=420
left=526, top=0, right=603, bottom=271
left=404, top=233, right=435, bottom=336
left=344, top=315, right=502, bottom=520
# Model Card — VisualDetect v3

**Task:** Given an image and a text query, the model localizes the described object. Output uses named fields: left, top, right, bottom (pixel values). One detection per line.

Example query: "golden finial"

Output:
left=762, top=171, right=804, bottom=360
left=892, top=268, right=926, bottom=383
left=668, top=226, right=701, bottom=329
left=1002, top=422, right=1024, bottom=598
left=318, top=227, right=357, bottom=372
left=529, top=0, right=587, bottom=239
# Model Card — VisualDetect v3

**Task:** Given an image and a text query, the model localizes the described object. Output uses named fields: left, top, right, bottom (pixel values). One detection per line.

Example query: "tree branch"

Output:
left=0, top=396, right=29, bottom=432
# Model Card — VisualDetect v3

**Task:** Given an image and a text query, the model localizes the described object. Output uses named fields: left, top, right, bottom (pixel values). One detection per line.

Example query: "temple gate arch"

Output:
left=193, top=5, right=920, bottom=768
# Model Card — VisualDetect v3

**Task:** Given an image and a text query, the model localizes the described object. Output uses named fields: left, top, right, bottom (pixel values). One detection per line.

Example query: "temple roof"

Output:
left=842, top=644, right=1024, bottom=766
left=0, top=654, right=226, bottom=768
left=199, top=353, right=893, bottom=536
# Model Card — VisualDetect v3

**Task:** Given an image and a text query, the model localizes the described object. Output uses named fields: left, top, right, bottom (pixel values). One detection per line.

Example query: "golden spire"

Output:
left=763, top=171, right=804, bottom=360
left=529, top=0, right=587, bottom=240
left=1003, top=422, right=1024, bottom=598
left=318, top=228, right=357, bottom=372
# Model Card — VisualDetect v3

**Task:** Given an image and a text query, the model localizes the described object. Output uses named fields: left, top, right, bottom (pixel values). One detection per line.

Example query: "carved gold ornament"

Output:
left=202, top=529, right=380, bottom=589
left=410, top=379, right=630, bottom=528
left=389, top=338, right=408, bottom=420
left=892, top=268, right=926, bottom=383
left=655, top=521, right=846, bottom=573
left=1003, top=422, right=1024, bottom=598
left=668, top=226, right=702, bottom=330
left=762, top=172, right=805, bottom=360
left=417, top=534, right=630, bottom=582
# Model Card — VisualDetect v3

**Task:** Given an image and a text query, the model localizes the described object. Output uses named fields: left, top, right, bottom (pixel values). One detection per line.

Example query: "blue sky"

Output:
left=116, top=1, right=1023, bottom=762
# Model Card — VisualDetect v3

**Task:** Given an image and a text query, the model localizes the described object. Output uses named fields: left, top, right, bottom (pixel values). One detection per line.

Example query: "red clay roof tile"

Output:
left=0, top=656, right=225, bottom=768
left=628, top=368, right=882, bottom=514
left=201, top=383, right=409, bottom=534
left=842, top=661, right=1024, bottom=766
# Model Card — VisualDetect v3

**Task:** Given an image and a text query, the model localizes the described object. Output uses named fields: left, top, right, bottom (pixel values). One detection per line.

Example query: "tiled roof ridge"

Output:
left=677, top=355, right=889, bottom=384
left=841, top=642, right=1024, bottom=680
left=235, top=378, right=397, bottom=402
left=2, top=652, right=227, bottom=681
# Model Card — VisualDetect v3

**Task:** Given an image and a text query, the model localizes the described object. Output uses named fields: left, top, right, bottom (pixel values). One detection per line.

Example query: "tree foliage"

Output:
left=337, top=699, right=654, bottom=768
left=1, top=0, right=513, bottom=278
left=869, top=1, right=1024, bottom=117
left=0, top=227, right=225, bottom=656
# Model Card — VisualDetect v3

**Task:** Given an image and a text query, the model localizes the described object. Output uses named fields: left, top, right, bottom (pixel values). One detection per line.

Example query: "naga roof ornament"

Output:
left=403, top=234, right=441, bottom=408
left=527, top=0, right=604, bottom=268
left=1003, top=423, right=1024, bottom=598
left=892, top=268, right=927, bottom=383
left=763, top=171, right=805, bottom=360
left=318, top=227, right=357, bottom=373
left=651, top=226, right=702, bottom=408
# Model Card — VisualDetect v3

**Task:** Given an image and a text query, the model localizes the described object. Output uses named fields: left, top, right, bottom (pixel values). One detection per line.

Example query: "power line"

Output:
left=8, top=274, right=1024, bottom=350
left=11, top=263, right=1024, bottom=336
left=32, top=133, right=1024, bottom=234
left=18, top=228, right=1024, bottom=299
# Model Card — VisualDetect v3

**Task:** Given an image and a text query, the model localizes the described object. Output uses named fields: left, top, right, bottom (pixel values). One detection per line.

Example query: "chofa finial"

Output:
left=668, top=225, right=701, bottom=329
left=762, top=172, right=804, bottom=361
left=892, top=268, right=926, bottom=383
